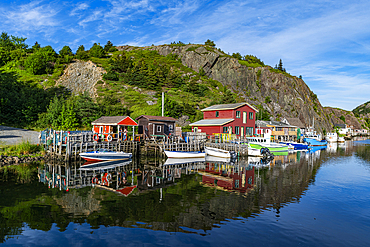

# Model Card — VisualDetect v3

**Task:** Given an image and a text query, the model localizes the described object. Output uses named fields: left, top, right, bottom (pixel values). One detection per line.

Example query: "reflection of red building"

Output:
left=200, top=162, right=255, bottom=193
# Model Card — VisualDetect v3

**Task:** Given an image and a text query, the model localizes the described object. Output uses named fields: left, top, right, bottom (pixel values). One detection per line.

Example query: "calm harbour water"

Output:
left=1, top=139, right=370, bottom=246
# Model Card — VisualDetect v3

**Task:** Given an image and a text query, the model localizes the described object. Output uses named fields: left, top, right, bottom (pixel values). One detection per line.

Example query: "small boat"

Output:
left=338, top=136, right=345, bottom=143
left=245, top=137, right=289, bottom=152
left=325, top=132, right=338, bottom=142
left=205, top=147, right=236, bottom=159
left=280, top=141, right=310, bottom=150
left=164, top=150, right=206, bottom=158
left=303, top=131, right=327, bottom=146
left=79, top=149, right=132, bottom=162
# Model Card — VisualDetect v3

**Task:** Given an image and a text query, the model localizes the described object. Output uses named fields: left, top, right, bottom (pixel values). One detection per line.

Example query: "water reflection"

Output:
left=2, top=140, right=369, bottom=244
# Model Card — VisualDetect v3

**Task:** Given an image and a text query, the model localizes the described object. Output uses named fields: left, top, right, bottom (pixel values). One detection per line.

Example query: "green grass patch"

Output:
left=0, top=141, right=45, bottom=156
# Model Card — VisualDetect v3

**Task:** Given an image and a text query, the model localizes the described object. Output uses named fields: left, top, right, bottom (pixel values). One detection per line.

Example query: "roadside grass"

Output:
left=0, top=141, right=45, bottom=156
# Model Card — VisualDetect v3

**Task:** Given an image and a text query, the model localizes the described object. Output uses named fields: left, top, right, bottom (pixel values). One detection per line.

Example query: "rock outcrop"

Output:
left=56, top=60, right=106, bottom=97
left=145, top=44, right=332, bottom=132
left=324, top=107, right=364, bottom=129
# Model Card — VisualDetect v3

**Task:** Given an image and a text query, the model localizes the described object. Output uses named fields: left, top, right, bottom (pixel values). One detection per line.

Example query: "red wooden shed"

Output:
left=91, top=116, right=138, bottom=142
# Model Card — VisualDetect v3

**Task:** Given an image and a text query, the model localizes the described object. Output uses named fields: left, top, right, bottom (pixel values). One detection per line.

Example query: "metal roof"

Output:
left=256, top=120, right=297, bottom=128
left=136, top=115, right=177, bottom=122
left=189, top=118, right=234, bottom=126
left=91, top=116, right=137, bottom=125
left=201, top=102, right=258, bottom=112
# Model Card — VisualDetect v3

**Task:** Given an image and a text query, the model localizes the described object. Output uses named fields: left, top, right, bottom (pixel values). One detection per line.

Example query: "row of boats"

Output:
left=79, top=131, right=338, bottom=162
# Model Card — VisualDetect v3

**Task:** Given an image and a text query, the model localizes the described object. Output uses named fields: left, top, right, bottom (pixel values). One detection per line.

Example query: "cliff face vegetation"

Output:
left=324, top=107, right=365, bottom=129
left=149, top=44, right=332, bottom=131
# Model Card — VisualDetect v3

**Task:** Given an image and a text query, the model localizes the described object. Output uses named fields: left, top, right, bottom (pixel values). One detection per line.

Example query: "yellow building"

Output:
left=256, top=120, right=300, bottom=142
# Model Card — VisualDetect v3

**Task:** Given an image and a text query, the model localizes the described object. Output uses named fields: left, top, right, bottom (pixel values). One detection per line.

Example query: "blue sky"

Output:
left=1, top=0, right=370, bottom=111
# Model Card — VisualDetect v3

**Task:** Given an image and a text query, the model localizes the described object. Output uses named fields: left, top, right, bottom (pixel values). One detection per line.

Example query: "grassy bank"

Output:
left=0, top=141, right=45, bottom=157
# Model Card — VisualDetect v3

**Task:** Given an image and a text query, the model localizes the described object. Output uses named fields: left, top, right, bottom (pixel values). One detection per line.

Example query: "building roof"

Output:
left=201, top=102, right=258, bottom=112
left=189, top=118, right=234, bottom=126
left=91, top=116, right=138, bottom=126
left=334, top=123, right=347, bottom=128
left=256, top=120, right=297, bottom=128
left=285, top=118, right=305, bottom=128
left=136, top=115, right=177, bottom=122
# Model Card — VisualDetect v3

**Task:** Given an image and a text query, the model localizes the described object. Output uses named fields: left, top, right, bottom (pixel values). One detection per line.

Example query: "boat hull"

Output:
left=249, top=143, right=289, bottom=152
left=205, top=147, right=231, bottom=158
left=303, top=137, right=327, bottom=146
left=79, top=151, right=132, bottom=162
left=164, top=150, right=206, bottom=158
left=280, top=142, right=309, bottom=150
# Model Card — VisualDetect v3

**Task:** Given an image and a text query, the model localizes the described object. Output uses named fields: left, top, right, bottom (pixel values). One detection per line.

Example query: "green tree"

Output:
left=0, top=32, right=15, bottom=50
left=340, top=115, right=345, bottom=122
left=89, top=43, right=105, bottom=58
left=277, top=59, right=283, bottom=71
left=108, top=52, right=131, bottom=73
left=232, top=52, right=242, bottom=60
left=0, top=47, right=10, bottom=66
left=76, top=45, right=89, bottom=60
left=59, top=46, right=73, bottom=57
left=205, top=39, right=216, bottom=47
left=103, top=40, right=117, bottom=52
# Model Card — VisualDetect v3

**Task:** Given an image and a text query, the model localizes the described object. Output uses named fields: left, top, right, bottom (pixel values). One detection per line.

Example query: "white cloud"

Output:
left=70, top=2, right=90, bottom=16
left=0, top=0, right=60, bottom=33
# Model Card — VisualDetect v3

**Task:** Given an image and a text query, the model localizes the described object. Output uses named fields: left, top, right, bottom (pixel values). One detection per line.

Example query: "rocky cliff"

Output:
left=56, top=60, right=106, bottom=97
left=324, top=107, right=365, bottom=129
left=146, top=44, right=332, bottom=132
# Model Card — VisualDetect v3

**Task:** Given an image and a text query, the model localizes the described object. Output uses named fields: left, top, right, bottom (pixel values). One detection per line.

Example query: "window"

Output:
left=246, top=127, right=254, bottom=136
left=276, top=127, right=282, bottom=131
left=249, top=112, right=253, bottom=119
left=236, top=111, right=241, bottom=118
left=157, top=125, right=162, bottom=132
left=243, top=112, right=247, bottom=123
left=235, top=126, right=240, bottom=135
left=223, top=127, right=228, bottom=133
left=216, top=111, right=219, bottom=117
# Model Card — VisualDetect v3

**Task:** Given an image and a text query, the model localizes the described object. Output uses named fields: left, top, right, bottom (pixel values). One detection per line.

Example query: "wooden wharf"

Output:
left=40, top=129, right=251, bottom=160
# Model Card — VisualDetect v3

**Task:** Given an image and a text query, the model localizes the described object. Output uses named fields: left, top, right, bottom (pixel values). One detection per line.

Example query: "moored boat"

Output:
left=280, top=141, right=310, bottom=150
left=79, top=149, right=132, bottom=162
left=205, top=147, right=236, bottom=159
left=164, top=150, right=206, bottom=158
left=246, top=136, right=289, bottom=152
left=338, top=136, right=345, bottom=143
left=325, top=132, right=338, bottom=142
left=303, top=136, right=327, bottom=146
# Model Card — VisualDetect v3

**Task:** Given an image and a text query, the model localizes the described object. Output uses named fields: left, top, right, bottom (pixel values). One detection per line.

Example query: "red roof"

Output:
left=91, top=116, right=138, bottom=126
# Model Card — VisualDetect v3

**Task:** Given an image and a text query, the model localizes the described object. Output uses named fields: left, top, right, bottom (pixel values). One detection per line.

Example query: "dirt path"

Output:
left=0, top=126, right=40, bottom=145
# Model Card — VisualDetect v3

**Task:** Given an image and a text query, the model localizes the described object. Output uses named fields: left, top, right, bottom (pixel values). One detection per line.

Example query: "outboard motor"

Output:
left=261, top=148, right=274, bottom=159
left=230, top=151, right=237, bottom=159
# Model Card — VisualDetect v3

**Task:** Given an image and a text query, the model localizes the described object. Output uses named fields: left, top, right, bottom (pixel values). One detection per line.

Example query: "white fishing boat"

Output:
left=247, top=143, right=263, bottom=157
left=79, top=149, right=132, bottom=162
left=205, top=147, right=235, bottom=158
left=164, top=150, right=206, bottom=158
left=338, top=136, right=345, bottom=143
left=245, top=136, right=289, bottom=152
left=325, top=132, right=338, bottom=142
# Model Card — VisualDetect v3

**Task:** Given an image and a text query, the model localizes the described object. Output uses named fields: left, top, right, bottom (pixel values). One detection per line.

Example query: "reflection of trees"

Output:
left=1, top=151, right=332, bottom=238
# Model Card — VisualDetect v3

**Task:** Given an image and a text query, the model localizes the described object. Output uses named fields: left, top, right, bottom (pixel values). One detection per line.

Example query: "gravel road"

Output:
left=0, top=125, right=40, bottom=145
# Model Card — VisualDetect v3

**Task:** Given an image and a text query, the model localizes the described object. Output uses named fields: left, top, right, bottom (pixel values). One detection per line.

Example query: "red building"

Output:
left=189, top=103, right=258, bottom=137
left=92, top=116, right=138, bottom=142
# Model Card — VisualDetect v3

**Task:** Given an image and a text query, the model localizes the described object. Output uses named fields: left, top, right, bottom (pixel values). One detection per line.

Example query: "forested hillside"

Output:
left=1, top=31, right=357, bottom=133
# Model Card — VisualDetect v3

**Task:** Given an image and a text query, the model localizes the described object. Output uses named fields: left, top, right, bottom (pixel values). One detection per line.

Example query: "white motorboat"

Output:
left=164, top=150, right=206, bottom=158
left=79, top=149, right=132, bottom=162
left=325, top=132, right=338, bottom=142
